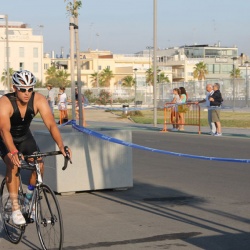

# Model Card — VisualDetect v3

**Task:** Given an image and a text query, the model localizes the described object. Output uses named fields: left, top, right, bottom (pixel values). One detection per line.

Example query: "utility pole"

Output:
left=153, top=0, right=158, bottom=127
left=65, top=0, right=82, bottom=124
left=69, top=16, right=75, bottom=120
left=74, top=10, right=84, bottom=126
left=6, top=14, right=9, bottom=92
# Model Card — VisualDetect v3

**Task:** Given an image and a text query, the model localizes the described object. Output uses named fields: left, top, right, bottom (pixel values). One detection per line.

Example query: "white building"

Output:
left=0, top=21, right=43, bottom=90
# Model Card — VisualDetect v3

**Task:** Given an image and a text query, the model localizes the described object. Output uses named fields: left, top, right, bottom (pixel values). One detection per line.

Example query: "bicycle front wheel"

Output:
left=36, top=184, right=63, bottom=250
left=0, top=178, right=25, bottom=244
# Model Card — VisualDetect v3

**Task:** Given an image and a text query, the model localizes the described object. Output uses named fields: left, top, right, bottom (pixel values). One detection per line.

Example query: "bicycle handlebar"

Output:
left=16, top=146, right=72, bottom=175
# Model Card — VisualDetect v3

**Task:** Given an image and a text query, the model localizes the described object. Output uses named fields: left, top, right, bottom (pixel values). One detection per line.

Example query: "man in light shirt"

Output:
left=196, top=84, right=216, bottom=135
left=46, top=84, right=55, bottom=116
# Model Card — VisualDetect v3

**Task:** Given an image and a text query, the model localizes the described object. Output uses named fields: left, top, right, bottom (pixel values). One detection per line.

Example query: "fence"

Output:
left=162, top=102, right=201, bottom=134
left=34, top=78, right=249, bottom=108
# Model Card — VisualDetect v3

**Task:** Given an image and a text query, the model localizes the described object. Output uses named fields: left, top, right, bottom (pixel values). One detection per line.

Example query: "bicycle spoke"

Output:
left=0, top=178, right=25, bottom=244
left=36, top=184, right=63, bottom=250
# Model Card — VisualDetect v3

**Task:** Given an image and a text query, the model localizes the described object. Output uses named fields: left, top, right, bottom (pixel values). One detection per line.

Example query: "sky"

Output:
left=1, top=0, right=250, bottom=57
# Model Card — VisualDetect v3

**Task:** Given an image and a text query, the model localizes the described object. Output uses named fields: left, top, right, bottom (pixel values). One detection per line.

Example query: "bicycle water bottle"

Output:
left=24, top=184, right=34, bottom=211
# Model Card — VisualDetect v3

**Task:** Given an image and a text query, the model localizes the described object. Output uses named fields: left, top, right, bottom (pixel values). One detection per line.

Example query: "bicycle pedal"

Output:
left=29, top=218, right=34, bottom=223
left=23, top=213, right=34, bottom=224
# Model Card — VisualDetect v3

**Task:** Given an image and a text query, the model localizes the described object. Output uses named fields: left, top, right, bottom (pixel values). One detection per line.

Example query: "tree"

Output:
left=146, top=68, right=168, bottom=85
left=45, top=65, right=57, bottom=82
left=45, top=66, right=70, bottom=87
left=158, top=72, right=170, bottom=83
left=122, top=75, right=135, bottom=87
left=1, top=68, right=15, bottom=89
left=35, top=79, right=43, bottom=88
left=145, top=68, right=153, bottom=86
left=99, top=67, right=114, bottom=87
left=90, top=72, right=102, bottom=87
left=64, top=0, right=82, bottom=17
left=230, top=68, right=241, bottom=78
left=193, top=62, right=208, bottom=80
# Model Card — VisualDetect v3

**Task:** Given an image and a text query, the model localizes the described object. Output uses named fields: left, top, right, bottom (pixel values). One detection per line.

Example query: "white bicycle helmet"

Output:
left=12, top=70, right=36, bottom=87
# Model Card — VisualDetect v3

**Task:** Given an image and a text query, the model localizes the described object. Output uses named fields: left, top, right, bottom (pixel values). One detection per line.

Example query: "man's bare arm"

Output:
left=0, top=96, right=17, bottom=153
left=35, top=93, right=71, bottom=158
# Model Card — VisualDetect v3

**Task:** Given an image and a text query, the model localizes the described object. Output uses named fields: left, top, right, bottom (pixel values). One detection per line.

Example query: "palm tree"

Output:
left=193, top=62, right=208, bottom=80
left=158, top=72, right=170, bottom=83
left=45, top=66, right=57, bottom=82
left=122, top=75, right=135, bottom=87
left=146, top=68, right=169, bottom=85
left=145, top=68, right=153, bottom=86
left=90, top=72, right=102, bottom=87
left=229, top=68, right=241, bottom=78
left=99, top=67, right=114, bottom=87
left=230, top=67, right=242, bottom=97
left=56, top=69, right=70, bottom=87
left=1, top=68, right=15, bottom=89
left=45, top=66, right=70, bottom=87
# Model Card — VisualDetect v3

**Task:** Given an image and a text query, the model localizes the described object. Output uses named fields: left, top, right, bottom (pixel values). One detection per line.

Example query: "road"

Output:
left=0, top=120, right=249, bottom=249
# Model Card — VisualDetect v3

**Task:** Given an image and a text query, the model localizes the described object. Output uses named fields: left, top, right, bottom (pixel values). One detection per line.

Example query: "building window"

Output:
left=221, top=64, right=233, bottom=73
left=33, top=62, right=38, bottom=73
left=44, top=63, right=49, bottom=70
left=33, top=48, right=38, bottom=58
left=207, top=64, right=213, bottom=73
left=213, top=64, right=220, bottom=73
left=19, top=47, right=24, bottom=57
left=19, top=62, right=24, bottom=70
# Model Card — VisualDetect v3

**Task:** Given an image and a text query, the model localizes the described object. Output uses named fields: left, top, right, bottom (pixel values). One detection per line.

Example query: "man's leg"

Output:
left=208, top=109, right=216, bottom=133
left=4, top=154, right=26, bottom=225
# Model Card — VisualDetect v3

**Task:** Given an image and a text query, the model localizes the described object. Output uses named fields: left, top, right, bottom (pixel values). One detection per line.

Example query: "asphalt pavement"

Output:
left=0, top=108, right=250, bottom=249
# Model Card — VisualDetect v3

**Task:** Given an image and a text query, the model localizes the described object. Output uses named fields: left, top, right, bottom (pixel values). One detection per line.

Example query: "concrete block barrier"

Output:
left=34, top=128, right=133, bottom=193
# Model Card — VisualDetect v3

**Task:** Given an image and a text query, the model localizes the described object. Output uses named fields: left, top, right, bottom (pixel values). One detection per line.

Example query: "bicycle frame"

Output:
left=1, top=148, right=71, bottom=249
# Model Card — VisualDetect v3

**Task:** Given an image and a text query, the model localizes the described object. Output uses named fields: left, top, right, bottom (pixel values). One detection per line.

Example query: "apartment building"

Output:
left=156, top=44, right=239, bottom=82
left=44, top=50, right=173, bottom=89
left=0, top=21, right=43, bottom=90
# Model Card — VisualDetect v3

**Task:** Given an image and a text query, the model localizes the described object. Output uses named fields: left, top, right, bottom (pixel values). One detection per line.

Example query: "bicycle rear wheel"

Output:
left=0, top=178, right=25, bottom=244
left=36, top=184, right=63, bottom=250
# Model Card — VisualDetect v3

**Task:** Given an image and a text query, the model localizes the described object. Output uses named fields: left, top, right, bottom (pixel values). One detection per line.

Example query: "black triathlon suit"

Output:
left=0, top=92, right=39, bottom=159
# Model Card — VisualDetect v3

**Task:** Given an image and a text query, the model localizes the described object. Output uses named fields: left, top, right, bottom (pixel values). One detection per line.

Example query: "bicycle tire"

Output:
left=0, top=178, right=25, bottom=244
left=36, top=184, right=64, bottom=250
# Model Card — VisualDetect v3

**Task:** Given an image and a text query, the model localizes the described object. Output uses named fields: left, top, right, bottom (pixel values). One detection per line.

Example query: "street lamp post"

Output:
left=245, top=61, right=249, bottom=107
left=133, top=68, right=138, bottom=106
left=145, top=46, right=153, bottom=103
left=232, top=57, right=237, bottom=112
left=0, top=14, right=10, bottom=92
left=96, top=33, right=100, bottom=95
left=69, top=16, right=76, bottom=120
left=146, top=46, right=153, bottom=69
left=153, top=0, right=158, bottom=126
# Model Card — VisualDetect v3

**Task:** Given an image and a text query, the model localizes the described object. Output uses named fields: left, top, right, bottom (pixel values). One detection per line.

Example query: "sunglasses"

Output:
left=17, top=87, right=34, bottom=93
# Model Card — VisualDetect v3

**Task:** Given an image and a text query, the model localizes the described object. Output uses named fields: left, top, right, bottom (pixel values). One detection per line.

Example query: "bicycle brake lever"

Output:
left=62, top=146, right=72, bottom=170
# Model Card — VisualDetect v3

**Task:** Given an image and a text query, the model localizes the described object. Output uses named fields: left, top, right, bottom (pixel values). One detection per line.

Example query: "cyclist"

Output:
left=0, top=70, right=72, bottom=225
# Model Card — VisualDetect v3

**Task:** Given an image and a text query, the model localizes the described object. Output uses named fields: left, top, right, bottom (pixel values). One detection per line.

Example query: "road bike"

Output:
left=0, top=147, right=71, bottom=250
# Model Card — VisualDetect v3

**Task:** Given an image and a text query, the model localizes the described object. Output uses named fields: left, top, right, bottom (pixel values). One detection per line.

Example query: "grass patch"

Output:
left=113, top=109, right=250, bottom=128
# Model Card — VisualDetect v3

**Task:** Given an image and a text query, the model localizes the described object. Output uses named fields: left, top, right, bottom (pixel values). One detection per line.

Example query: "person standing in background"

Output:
left=209, top=83, right=223, bottom=136
left=178, top=87, right=187, bottom=131
left=169, top=88, right=181, bottom=131
left=46, top=84, right=55, bottom=116
left=58, top=87, right=68, bottom=124
left=196, top=84, right=216, bottom=135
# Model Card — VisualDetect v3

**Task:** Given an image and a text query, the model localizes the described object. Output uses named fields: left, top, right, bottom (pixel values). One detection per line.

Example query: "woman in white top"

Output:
left=170, top=88, right=181, bottom=131
left=58, top=87, right=68, bottom=124
left=178, top=87, right=187, bottom=131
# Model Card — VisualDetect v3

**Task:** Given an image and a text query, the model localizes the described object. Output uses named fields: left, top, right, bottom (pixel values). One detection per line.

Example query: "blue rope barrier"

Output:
left=90, top=105, right=150, bottom=111
left=64, top=120, right=250, bottom=164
